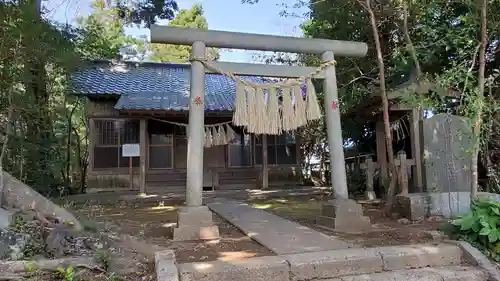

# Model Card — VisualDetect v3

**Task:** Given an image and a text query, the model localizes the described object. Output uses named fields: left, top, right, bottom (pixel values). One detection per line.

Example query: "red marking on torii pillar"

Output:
left=194, top=96, right=203, bottom=105
left=331, top=100, right=338, bottom=110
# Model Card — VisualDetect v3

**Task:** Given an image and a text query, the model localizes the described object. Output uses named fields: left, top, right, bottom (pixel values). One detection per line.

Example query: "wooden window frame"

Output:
left=148, top=133, right=174, bottom=170
left=92, top=118, right=140, bottom=170
left=227, top=133, right=253, bottom=168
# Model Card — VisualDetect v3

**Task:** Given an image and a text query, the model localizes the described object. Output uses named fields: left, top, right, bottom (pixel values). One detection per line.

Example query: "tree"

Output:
left=355, top=0, right=397, bottom=213
left=114, top=0, right=178, bottom=27
left=243, top=0, right=500, bottom=197
left=149, top=4, right=219, bottom=63
left=75, top=0, right=129, bottom=59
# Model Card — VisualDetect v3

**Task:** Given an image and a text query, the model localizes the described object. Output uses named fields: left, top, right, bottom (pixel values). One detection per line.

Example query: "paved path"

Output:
left=206, top=199, right=351, bottom=255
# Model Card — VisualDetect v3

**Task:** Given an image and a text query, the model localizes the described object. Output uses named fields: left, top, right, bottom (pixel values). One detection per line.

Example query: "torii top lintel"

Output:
left=150, top=25, right=368, bottom=57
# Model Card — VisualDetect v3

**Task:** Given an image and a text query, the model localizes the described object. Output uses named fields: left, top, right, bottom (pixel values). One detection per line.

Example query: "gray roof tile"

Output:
left=69, top=60, right=268, bottom=111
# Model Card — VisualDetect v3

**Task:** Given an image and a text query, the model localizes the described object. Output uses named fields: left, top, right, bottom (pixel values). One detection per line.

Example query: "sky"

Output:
left=44, top=0, right=309, bottom=62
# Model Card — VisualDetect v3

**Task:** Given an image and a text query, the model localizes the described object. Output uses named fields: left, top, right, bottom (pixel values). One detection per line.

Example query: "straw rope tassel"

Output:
left=293, top=84, right=307, bottom=127
left=246, top=86, right=257, bottom=133
left=204, top=127, right=212, bottom=147
left=232, top=80, right=247, bottom=127
left=211, top=127, right=218, bottom=146
left=281, top=87, right=295, bottom=131
left=225, top=124, right=236, bottom=143
left=218, top=125, right=227, bottom=145
left=253, top=87, right=267, bottom=134
left=214, top=126, right=225, bottom=145
left=306, top=79, right=322, bottom=121
left=267, top=87, right=281, bottom=135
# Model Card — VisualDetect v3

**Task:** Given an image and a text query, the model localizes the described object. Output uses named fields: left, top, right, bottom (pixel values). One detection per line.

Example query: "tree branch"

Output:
left=402, top=2, right=422, bottom=77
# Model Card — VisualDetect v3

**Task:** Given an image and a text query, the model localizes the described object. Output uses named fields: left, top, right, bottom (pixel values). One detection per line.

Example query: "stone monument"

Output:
left=398, top=113, right=474, bottom=220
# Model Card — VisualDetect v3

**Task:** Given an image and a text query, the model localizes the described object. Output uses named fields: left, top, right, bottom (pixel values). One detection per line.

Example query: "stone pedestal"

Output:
left=173, top=205, right=220, bottom=241
left=316, top=199, right=371, bottom=234
left=364, top=190, right=376, bottom=201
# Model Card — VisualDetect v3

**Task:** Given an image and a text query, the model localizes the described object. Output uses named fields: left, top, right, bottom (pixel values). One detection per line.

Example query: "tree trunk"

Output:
left=0, top=99, right=15, bottom=206
left=471, top=0, right=488, bottom=199
left=361, top=0, right=398, bottom=214
left=22, top=0, right=55, bottom=195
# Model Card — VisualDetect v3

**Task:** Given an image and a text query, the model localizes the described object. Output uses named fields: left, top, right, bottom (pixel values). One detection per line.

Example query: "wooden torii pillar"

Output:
left=150, top=26, right=368, bottom=240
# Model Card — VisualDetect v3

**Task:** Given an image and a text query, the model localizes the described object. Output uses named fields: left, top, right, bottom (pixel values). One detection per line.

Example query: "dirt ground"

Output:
left=248, top=196, right=444, bottom=247
left=72, top=199, right=273, bottom=265
left=70, top=192, right=445, bottom=263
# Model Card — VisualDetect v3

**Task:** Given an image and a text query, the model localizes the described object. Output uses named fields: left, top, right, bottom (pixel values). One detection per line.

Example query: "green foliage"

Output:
left=444, top=199, right=500, bottom=260
left=149, top=4, right=219, bottom=62
left=75, top=0, right=129, bottom=60
left=96, top=249, right=111, bottom=271
left=243, top=0, right=500, bottom=189
left=114, top=0, right=178, bottom=27
left=56, top=266, right=74, bottom=281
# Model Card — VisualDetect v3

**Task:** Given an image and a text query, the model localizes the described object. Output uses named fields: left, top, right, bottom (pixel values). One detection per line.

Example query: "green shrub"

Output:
left=443, top=199, right=500, bottom=261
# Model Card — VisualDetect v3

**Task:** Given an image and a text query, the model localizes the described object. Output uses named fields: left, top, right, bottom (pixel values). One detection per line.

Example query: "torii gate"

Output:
left=150, top=26, right=369, bottom=240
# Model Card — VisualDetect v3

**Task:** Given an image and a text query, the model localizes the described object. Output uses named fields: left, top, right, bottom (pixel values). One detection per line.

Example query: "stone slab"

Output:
left=397, top=191, right=500, bottom=220
left=282, top=247, right=383, bottom=281
left=397, top=192, right=471, bottom=220
left=446, top=240, right=500, bottom=281
left=207, top=199, right=350, bottom=255
left=426, top=266, right=487, bottom=281
left=319, top=199, right=372, bottom=233
left=326, top=266, right=486, bottom=281
left=316, top=215, right=372, bottom=234
left=422, top=114, right=473, bottom=193
left=155, top=250, right=179, bottom=281
left=173, top=225, right=219, bottom=241
left=1, top=171, right=81, bottom=230
left=177, top=255, right=289, bottom=281
left=377, top=244, right=461, bottom=271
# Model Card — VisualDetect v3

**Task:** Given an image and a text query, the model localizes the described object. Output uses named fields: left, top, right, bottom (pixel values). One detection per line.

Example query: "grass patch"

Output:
left=249, top=199, right=324, bottom=220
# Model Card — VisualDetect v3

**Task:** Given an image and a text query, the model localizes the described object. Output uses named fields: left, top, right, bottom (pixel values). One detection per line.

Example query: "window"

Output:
left=93, top=119, right=140, bottom=169
left=255, top=133, right=297, bottom=165
left=148, top=119, right=175, bottom=169
left=149, top=133, right=173, bottom=169
left=228, top=133, right=252, bottom=167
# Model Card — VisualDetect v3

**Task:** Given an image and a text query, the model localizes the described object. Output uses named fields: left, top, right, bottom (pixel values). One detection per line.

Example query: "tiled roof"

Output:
left=68, top=60, right=270, bottom=111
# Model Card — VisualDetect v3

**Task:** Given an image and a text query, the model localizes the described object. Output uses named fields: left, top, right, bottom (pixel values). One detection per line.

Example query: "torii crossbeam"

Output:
left=150, top=26, right=370, bottom=240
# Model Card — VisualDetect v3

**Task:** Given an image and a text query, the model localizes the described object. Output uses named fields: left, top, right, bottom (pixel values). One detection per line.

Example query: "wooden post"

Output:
left=376, top=117, right=389, bottom=187
left=129, top=157, right=133, bottom=190
left=88, top=118, right=95, bottom=172
left=410, top=108, right=423, bottom=192
left=364, top=158, right=376, bottom=200
left=262, top=134, right=268, bottom=189
left=397, top=151, right=409, bottom=195
left=139, top=119, right=147, bottom=194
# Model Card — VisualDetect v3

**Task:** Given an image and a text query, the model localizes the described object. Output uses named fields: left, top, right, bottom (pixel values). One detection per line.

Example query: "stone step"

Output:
left=167, top=244, right=467, bottom=281
left=177, top=255, right=289, bottom=281
left=283, top=243, right=462, bottom=281
left=326, top=266, right=487, bottom=281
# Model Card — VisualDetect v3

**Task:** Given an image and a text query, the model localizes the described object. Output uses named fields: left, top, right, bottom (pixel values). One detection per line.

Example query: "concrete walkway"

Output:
left=206, top=199, right=351, bottom=255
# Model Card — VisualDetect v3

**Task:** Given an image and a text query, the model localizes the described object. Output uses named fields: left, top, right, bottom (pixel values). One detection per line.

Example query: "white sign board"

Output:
left=122, top=143, right=140, bottom=157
